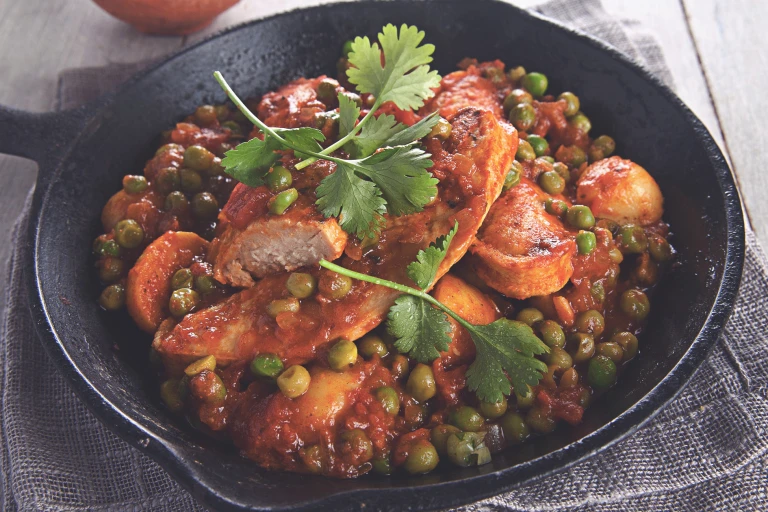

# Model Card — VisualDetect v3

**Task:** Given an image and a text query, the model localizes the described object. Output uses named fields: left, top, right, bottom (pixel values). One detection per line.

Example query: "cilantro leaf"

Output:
left=338, top=92, right=360, bottom=139
left=356, top=145, right=437, bottom=216
left=464, top=319, right=550, bottom=404
left=347, top=24, right=441, bottom=110
left=346, top=113, right=401, bottom=158
left=383, top=111, right=441, bottom=147
left=315, top=163, right=386, bottom=239
left=220, top=135, right=282, bottom=186
left=274, top=126, right=325, bottom=158
left=407, top=221, right=458, bottom=290
left=387, top=295, right=452, bottom=363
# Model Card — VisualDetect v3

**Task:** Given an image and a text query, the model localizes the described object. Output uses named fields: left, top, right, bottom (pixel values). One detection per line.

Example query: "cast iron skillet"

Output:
left=0, top=1, right=745, bottom=510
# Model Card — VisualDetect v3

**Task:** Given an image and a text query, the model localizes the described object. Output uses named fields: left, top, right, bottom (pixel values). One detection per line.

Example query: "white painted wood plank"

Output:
left=683, top=0, right=768, bottom=241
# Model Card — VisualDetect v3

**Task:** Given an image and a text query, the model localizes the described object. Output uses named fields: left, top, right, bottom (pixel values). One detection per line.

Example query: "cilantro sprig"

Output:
left=293, top=24, right=442, bottom=170
left=213, top=23, right=444, bottom=240
left=318, top=224, right=550, bottom=404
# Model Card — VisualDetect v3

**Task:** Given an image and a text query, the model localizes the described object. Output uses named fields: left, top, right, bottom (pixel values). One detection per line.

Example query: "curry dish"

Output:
left=93, top=26, right=673, bottom=478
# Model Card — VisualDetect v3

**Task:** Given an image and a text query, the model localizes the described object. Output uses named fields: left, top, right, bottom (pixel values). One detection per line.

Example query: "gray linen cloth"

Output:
left=1, top=0, right=764, bottom=510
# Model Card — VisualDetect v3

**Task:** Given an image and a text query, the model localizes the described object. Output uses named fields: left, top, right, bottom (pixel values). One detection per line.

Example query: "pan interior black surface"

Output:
left=19, top=1, right=742, bottom=510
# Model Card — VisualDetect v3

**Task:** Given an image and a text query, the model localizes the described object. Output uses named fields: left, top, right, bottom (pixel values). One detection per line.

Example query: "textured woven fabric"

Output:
left=1, top=0, right=762, bottom=510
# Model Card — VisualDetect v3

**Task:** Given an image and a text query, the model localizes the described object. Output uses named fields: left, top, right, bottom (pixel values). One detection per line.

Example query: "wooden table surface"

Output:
left=0, top=0, right=764, bottom=309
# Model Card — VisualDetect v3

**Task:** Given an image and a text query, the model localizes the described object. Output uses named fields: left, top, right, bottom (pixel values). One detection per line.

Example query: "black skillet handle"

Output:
left=0, top=105, right=89, bottom=188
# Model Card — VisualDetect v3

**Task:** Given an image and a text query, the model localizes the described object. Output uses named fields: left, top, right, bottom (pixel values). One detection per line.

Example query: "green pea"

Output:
left=160, top=379, right=184, bottom=412
left=446, top=432, right=491, bottom=467
left=156, top=143, right=184, bottom=156
left=184, top=355, right=216, bottom=376
left=575, top=310, right=605, bottom=337
left=184, top=145, right=215, bottom=171
left=156, top=167, right=181, bottom=193
left=98, top=239, right=121, bottom=257
left=123, top=175, right=148, bottom=194
left=267, top=297, right=299, bottom=318
left=558, top=91, right=580, bottom=117
left=301, top=445, right=323, bottom=474
left=608, top=247, right=624, bottom=264
left=114, top=219, right=144, bottom=249
left=169, top=288, right=200, bottom=319
left=342, top=39, right=354, bottom=56
left=569, top=112, right=592, bottom=134
left=429, top=118, right=452, bottom=140
left=190, top=192, right=218, bottom=220
left=509, top=103, right=537, bottom=132
left=515, top=386, right=535, bottom=409
left=503, top=88, right=533, bottom=112
left=592, top=135, right=616, bottom=156
left=527, top=135, right=549, bottom=157
left=165, top=191, right=190, bottom=215
left=588, top=355, right=617, bottom=389
left=404, top=440, right=439, bottom=474
left=195, top=274, right=217, bottom=295
left=406, top=363, right=437, bottom=402
left=374, top=386, right=400, bottom=415
left=521, top=72, right=548, bottom=97
left=503, top=161, right=523, bottom=191
left=221, top=120, right=243, bottom=137
left=576, top=230, right=597, bottom=255
left=269, top=188, right=298, bottom=215
left=277, top=365, right=311, bottom=398
left=539, top=320, right=565, bottom=348
left=566, top=205, right=596, bottom=229
left=500, top=412, right=530, bottom=444
left=516, top=139, right=536, bottom=161
left=620, top=289, right=650, bottom=321
left=545, top=198, right=568, bottom=218
left=449, top=405, right=484, bottom=432
left=319, top=271, right=353, bottom=299
left=372, top=455, right=392, bottom=475
left=99, top=284, right=125, bottom=311
left=555, top=145, right=587, bottom=168
left=431, top=424, right=462, bottom=455
left=507, top=65, right=526, bottom=83
left=194, top=105, right=218, bottom=125
left=286, top=272, right=317, bottom=299
left=553, top=162, right=571, bottom=183
left=250, top=353, right=284, bottom=378
left=539, top=170, right=565, bottom=195
left=99, top=257, right=124, bottom=283
left=618, top=225, right=648, bottom=254
left=339, top=428, right=373, bottom=462
left=214, top=104, right=230, bottom=120
left=526, top=407, right=556, bottom=433
left=649, top=235, right=673, bottom=262
left=179, top=168, right=202, bottom=194
left=171, top=268, right=194, bottom=290
left=265, top=165, right=293, bottom=192
left=480, top=397, right=508, bottom=419
left=481, top=66, right=505, bottom=84
left=547, top=346, right=573, bottom=370
left=358, top=334, right=389, bottom=359
left=540, top=155, right=555, bottom=164
left=328, top=339, right=358, bottom=371
left=596, top=342, right=624, bottom=363
left=516, top=307, right=544, bottom=326
left=611, top=331, right=639, bottom=360
left=316, top=78, right=338, bottom=102
left=570, top=333, right=596, bottom=363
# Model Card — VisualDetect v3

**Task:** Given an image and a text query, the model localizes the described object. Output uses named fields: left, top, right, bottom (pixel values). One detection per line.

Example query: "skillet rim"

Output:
left=24, top=0, right=746, bottom=510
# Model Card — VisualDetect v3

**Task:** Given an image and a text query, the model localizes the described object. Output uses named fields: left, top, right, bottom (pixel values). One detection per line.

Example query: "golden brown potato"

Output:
left=126, top=231, right=208, bottom=333
left=576, top=156, right=663, bottom=226
left=470, top=179, right=577, bottom=299
left=432, top=274, right=499, bottom=366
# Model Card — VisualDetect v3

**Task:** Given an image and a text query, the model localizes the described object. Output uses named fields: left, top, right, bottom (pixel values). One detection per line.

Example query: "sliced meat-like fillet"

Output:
left=420, top=69, right=503, bottom=120
left=153, top=107, right=517, bottom=367
left=470, top=178, right=577, bottom=299
left=212, top=185, right=347, bottom=287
